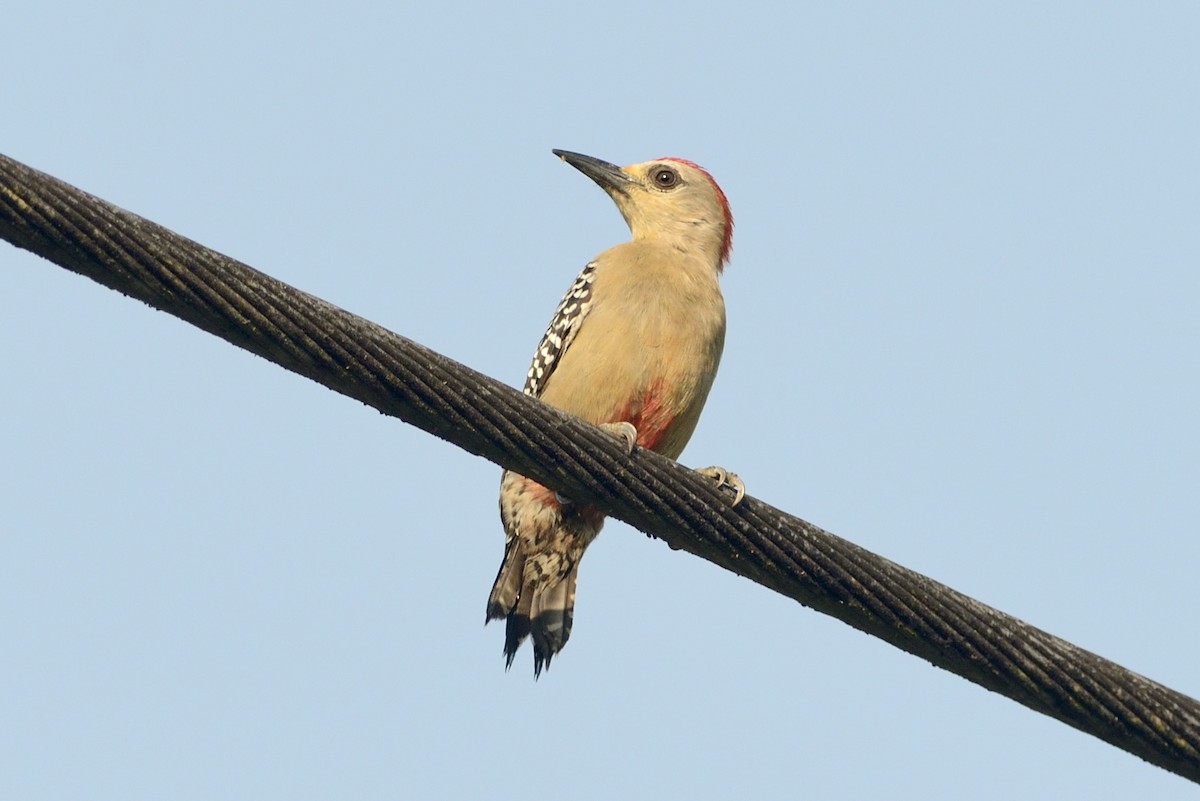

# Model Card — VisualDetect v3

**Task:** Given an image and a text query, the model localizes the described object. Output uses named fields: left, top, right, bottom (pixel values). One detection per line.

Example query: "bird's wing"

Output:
left=523, top=261, right=597, bottom=398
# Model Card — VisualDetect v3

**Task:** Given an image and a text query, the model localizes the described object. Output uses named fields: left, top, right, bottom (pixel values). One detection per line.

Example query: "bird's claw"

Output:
left=599, top=421, right=638, bottom=455
left=696, top=466, right=746, bottom=507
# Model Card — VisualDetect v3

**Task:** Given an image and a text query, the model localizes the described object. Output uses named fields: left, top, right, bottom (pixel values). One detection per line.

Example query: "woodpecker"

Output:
left=486, top=149, right=742, bottom=675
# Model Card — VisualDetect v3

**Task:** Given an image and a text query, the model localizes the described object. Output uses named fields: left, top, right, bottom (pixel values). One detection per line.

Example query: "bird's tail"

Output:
left=527, top=556, right=581, bottom=675
left=489, top=470, right=605, bottom=674
left=486, top=536, right=584, bottom=676
left=485, top=536, right=532, bottom=668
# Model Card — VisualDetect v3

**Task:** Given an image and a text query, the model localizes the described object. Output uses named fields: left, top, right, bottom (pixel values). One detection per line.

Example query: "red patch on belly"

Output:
left=613, top=380, right=672, bottom=453
left=523, top=478, right=561, bottom=509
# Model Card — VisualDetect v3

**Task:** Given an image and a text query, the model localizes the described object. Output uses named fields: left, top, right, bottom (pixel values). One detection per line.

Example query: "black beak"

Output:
left=552, top=149, right=633, bottom=194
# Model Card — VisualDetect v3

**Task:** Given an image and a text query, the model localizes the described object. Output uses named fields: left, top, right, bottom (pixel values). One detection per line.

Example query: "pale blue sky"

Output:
left=3, top=2, right=1198, bottom=798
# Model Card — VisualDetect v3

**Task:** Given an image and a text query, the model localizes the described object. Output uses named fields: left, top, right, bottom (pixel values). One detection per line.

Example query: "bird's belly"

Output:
left=539, top=320, right=720, bottom=459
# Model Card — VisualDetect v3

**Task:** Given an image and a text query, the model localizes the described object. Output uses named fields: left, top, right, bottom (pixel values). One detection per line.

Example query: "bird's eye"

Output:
left=653, top=168, right=679, bottom=189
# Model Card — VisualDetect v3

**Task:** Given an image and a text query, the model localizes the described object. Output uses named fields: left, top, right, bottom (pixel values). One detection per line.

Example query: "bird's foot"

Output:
left=598, top=421, right=638, bottom=455
left=696, top=465, right=746, bottom=507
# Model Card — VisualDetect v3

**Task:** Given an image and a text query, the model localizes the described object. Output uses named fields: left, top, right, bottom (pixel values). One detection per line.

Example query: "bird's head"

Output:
left=552, top=149, right=734, bottom=271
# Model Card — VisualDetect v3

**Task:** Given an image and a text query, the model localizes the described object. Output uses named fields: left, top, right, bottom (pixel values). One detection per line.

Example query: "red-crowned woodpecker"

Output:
left=486, top=149, right=742, bottom=675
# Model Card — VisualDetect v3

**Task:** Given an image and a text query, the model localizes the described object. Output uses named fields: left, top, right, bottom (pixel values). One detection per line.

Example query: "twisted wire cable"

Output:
left=2, top=153, right=1197, bottom=783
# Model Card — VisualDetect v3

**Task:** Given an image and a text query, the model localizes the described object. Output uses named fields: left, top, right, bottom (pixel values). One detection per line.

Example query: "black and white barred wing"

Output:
left=523, top=261, right=597, bottom=398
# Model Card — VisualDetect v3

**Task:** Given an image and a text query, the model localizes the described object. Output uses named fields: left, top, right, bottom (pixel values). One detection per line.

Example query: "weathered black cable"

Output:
left=2, top=152, right=1197, bottom=782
